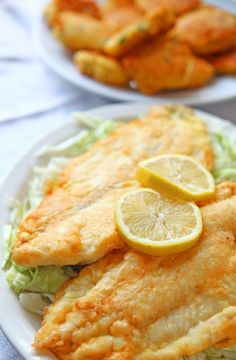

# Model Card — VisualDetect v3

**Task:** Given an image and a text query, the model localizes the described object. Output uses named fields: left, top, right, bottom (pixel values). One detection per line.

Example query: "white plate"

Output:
left=34, top=0, right=236, bottom=105
left=0, top=103, right=236, bottom=360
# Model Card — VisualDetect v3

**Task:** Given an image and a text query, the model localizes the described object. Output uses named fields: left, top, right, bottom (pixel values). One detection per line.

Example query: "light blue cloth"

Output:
left=0, top=329, right=23, bottom=360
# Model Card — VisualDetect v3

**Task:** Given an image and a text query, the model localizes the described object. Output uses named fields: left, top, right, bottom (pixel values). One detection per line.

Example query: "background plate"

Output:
left=0, top=103, right=236, bottom=360
left=34, top=0, right=236, bottom=105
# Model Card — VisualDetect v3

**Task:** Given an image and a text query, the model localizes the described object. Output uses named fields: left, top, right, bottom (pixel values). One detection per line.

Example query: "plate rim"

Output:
left=33, top=5, right=236, bottom=106
left=0, top=102, right=236, bottom=360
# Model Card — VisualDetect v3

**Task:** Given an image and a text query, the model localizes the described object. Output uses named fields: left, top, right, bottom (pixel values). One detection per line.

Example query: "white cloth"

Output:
left=0, top=0, right=108, bottom=180
left=0, top=0, right=236, bottom=359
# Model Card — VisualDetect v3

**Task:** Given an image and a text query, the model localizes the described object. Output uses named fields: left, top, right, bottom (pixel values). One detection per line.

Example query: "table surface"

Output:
left=1, top=0, right=236, bottom=359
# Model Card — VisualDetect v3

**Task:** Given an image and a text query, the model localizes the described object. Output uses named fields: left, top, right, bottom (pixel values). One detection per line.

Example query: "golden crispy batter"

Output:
left=44, top=0, right=100, bottom=28
left=136, top=0, right=201, bottom=16
left=53, top=12, right=109, bottom=52
left=122, top=37, right=215, bottom=94
left=210, top=49, right=236, bottom=75
left=173, top=6, right=236, bottom=55
left=34, top=195, right=236, bottom=360
left=197, top=181, right=236, bottom=206
left=103, top=7, right=175, bottom=57
left=12, top=105, right=213, bottom=268
left=52, top=4, right=144, bottom=53
left=44, top=1, right=58, bottom=27
left=104, top=0, right=135, bottom=6
left=101, top=4, right=143, bottom=33
left=74, top=51, right=129, bottom=86
left=55, top=0, right=100, bottom=18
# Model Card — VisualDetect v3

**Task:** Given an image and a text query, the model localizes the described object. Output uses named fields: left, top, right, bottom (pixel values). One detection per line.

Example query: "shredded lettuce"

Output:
left=38, top=112, right=117, bottom=158
left=19, top=293, right=54, bottom=316
left=184, top=346, right=236, bottom=359
left=2, top=113, right=236, bottom=359
left=28, top=157, right=69, bottom=206
left=2, top=225, right=17, bottom=270
left=212, top=132, right=236, bottom=183
left=6, top=265, right=68, bottom=295
left=1, top=197, right=68, bottom=301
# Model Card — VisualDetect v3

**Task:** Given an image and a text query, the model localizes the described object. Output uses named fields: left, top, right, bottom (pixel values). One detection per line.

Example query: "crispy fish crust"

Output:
left=210, top=49, right=236, bottom=75
left=52, top=3, right=143, bottom=52
left=122, top=37, right=214, bottom=94
left=44, top=1, right=58, bottom=27
left=103, top=7, right=175, bottom=57
left=136, top=0, right=201, bottom=15
left=34, top=195, right=236, bottom=359
left=12, top=105, right=214, bottom=267
left=101, top=4, right=142, bottom=33
left=197, top=181, right=236, bottom=206
left=173, top=6, right=236, bottom=55
left=104, top=0, right=135, bottom=6
left=74, top=51, right=129, bottom=86
left=55, top=0, right=100, bottom=18
left=44, top=0, right=100, bottom=28
left=53, top=12, right=109, bottom=51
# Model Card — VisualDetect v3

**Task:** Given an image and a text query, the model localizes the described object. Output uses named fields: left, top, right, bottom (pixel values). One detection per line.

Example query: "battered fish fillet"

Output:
left=210, top=49, right=236, bottom=75
left=74, top=51, right=129, bottom=86
left=53, top=4, right=145, bottom=53
left=34, top=195, right=236, bottom=360
left=103, top=7, right=175, bottom=57
left=122, top=37, right=214, bottom=94
left=44, top=0, right=100, bottom=28
left=44, top=1, right=58, bottom=27
left=53, top=12, right=109, bottom=52
left=135, top=0, right=201, bottom=16
left=52, top=2, right=144, bottom=52
left=197, top=181, right=236, bottom=206
left=101, top=4, right=142, bottom=33
left=55, top=0, right=100, bottom=18
left=173, top=6, right=236, bottom=55
left=104, top=0, right=135, bottom=6
left=12, top=105, right=213, bottom=268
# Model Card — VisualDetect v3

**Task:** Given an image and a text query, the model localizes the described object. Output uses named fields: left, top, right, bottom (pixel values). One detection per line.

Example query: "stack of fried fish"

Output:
left=11, top=105, right=236, bottom=359
left=44, top=0, right=236, bottom=94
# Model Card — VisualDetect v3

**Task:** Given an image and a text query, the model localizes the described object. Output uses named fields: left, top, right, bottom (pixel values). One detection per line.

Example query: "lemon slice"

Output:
left=137, top=155, right=215, bottom=201
left=115, top=188, right=202, bottom=256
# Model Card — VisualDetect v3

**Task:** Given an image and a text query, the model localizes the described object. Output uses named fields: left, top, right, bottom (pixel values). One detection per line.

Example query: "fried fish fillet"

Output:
left=103, top=7, right=175, bottom=57
left=210, top=49, right=236, bottom=75
left=101, top=4, right=142, bottom=33
left=197, top=181, right=236, bottom=206
left=52, top=2, right=144, bottom=52
left=34, top=195, right=236, bottom=360
left=44, top=0, right=100, bottom=28
left=53, top=12, right=109, bottom=52
left=55, top=0, right=100, bottom=18
left=135, top=0, right=201, bottom=16
left=122, top=37, right=214, bottom=94
left=12, top=105, right=213, bottom=268
left=53, top=4, right=144, bottom=53
left=104, top=0, right=135, bottom=6
left=74, top=51, right=129, bottom=86
left=173, top=6, right=236, bottom=55
left=44, top=1, right=58, bottom=27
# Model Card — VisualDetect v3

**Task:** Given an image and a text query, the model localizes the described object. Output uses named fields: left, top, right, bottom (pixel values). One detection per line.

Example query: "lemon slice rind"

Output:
left=137, top=155, right=215, bottom=201
left=115, top=188, right=203, bottom=256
